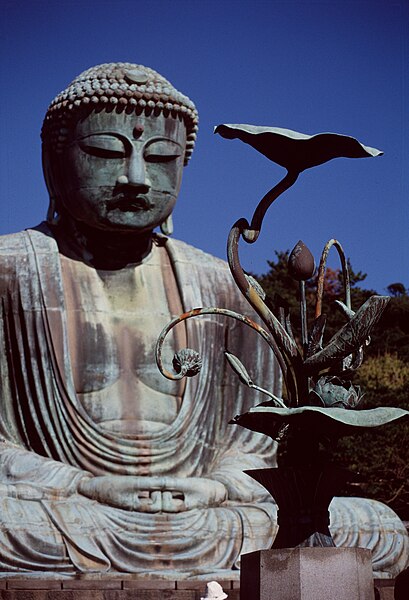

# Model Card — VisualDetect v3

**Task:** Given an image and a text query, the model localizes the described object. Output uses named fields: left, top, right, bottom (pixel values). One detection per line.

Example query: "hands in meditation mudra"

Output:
left=0, top=63, right=407, bottom=577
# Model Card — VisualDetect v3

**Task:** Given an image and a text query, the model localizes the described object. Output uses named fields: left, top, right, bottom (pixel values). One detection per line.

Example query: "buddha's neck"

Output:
left=51, top=216, right=154, bottom=269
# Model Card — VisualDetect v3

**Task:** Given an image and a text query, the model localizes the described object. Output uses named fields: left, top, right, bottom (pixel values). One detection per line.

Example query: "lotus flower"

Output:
left=308, top=375, right=362, bottom=409
left=214, top=124, right=382, bottom=172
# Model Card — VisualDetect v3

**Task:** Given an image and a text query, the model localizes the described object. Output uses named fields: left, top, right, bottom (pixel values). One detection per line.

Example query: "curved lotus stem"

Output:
left=315, top=239, right=351, bottom=319
left=241, top=171, right=299, bottom=243
left=227, top=222, right=304, bottom=406
left=228, top=223, right=299, bottom=359
left=155, top=306, right=282, bottom=381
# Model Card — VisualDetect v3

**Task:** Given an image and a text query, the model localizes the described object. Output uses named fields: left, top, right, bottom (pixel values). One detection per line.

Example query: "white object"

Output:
left=201, top=580, right=228, bottom=600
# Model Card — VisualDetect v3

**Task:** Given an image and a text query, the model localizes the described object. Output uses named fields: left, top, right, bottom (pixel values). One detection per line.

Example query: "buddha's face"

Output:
left=54, top=110, right=187, bottom=233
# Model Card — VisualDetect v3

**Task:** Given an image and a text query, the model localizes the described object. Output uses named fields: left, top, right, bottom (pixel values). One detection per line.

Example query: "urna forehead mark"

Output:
left=133, top=124, right=144, bottom=137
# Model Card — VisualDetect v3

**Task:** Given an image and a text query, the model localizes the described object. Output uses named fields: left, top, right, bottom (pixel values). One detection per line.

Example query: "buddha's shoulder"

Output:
left=0, top=224, right=56, bottom=270
left=163, top=237, right=229, bottom=272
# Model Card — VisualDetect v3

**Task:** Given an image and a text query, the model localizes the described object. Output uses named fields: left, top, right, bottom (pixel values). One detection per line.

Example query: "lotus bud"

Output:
left=288, top=240, right=316, bottom=281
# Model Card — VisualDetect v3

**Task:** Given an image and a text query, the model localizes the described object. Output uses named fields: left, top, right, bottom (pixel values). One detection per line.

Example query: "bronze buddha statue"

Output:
left=0, top=63, right=406, bottom=578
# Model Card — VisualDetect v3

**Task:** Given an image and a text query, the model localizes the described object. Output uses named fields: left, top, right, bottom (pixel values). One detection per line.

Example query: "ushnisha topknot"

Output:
left=41, top=62, right=199, bottom=165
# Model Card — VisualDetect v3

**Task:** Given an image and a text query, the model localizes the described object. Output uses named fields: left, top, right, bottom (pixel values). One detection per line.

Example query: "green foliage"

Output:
left=359, top=353, right=409, bottom=393
left=254, top=253, right=409, bottom=519
left=332, top=354, right=409, bottom=519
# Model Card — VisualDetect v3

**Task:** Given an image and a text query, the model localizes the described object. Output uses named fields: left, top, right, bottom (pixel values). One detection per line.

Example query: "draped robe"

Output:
left=0, top=224, right=407, bottom=578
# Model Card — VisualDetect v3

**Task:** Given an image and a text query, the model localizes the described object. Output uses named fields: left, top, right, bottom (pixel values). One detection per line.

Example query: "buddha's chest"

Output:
left=65, top=285, right=176, bottom=390
left=59, top=249, right=186, bottom=433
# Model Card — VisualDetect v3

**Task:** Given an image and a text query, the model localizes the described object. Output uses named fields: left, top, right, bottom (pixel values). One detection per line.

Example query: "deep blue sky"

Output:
left=1, top=0, right=408, bottom=294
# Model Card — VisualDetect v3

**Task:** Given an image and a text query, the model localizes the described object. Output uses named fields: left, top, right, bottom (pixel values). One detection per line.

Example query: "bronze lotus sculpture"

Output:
left=156, top=124, right=408, bottom=548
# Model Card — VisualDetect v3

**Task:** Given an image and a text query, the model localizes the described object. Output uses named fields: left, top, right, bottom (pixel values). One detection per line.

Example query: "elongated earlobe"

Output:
left=46, top=197, right=60, bottom=226
left=160, top=214, right=173, bottom=236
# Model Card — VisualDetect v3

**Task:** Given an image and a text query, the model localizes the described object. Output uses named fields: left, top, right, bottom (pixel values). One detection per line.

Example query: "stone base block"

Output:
left=240, top=547, right=374, bottom=600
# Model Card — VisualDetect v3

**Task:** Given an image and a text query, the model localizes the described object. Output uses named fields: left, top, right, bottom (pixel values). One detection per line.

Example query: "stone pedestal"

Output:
left=240, top=547, right=375, bottom=600
left=0, top=578, right=238, bottom=600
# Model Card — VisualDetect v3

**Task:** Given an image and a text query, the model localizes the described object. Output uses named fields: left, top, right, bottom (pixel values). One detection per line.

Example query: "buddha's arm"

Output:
left=0, top=442, right=92, bottom=498
left=209, top=442, right=275, bottom=503
left=0, top=252, right=93, bottom=498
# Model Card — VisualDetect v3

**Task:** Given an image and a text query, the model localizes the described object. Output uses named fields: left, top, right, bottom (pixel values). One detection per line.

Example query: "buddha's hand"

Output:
left=77, top=475, right=227, bottom=513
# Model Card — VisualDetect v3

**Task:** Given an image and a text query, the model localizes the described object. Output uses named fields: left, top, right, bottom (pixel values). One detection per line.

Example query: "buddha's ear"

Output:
left=42, top=144, right=61, bottom=225
left=160, top=214, right=173, bottom=236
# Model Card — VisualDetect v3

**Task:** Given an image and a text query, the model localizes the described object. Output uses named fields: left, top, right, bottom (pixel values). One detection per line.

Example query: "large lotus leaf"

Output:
left=303, top=295, right=390, bottom=373
left=231, top=406, right=409, bottom=439
left=214, top=124, right=382, bottom=173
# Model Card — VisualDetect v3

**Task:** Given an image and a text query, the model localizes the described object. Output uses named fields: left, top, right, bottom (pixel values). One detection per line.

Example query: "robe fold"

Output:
left=0, top=224, right=407, bottom=578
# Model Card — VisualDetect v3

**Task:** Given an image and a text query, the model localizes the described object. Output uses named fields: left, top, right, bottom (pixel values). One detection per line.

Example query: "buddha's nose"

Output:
left=118, top=154, right=151, bottom=192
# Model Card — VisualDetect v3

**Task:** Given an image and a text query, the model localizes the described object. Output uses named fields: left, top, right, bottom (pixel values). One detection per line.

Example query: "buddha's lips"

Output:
left=109, top=195, right=153, bottom=211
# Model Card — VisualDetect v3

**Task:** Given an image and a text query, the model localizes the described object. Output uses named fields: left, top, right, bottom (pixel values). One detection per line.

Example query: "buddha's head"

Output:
left=41, top=63, right=198, bottom=234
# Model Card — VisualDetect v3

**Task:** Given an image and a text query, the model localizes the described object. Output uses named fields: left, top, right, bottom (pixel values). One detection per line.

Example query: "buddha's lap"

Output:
left=0, top=492, right=275, bottom=571
left=0, top=488, right=407, bottom=576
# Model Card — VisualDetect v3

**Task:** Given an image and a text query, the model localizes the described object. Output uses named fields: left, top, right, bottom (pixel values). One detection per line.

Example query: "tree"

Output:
left=387, top=282, right=407, bottom=297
